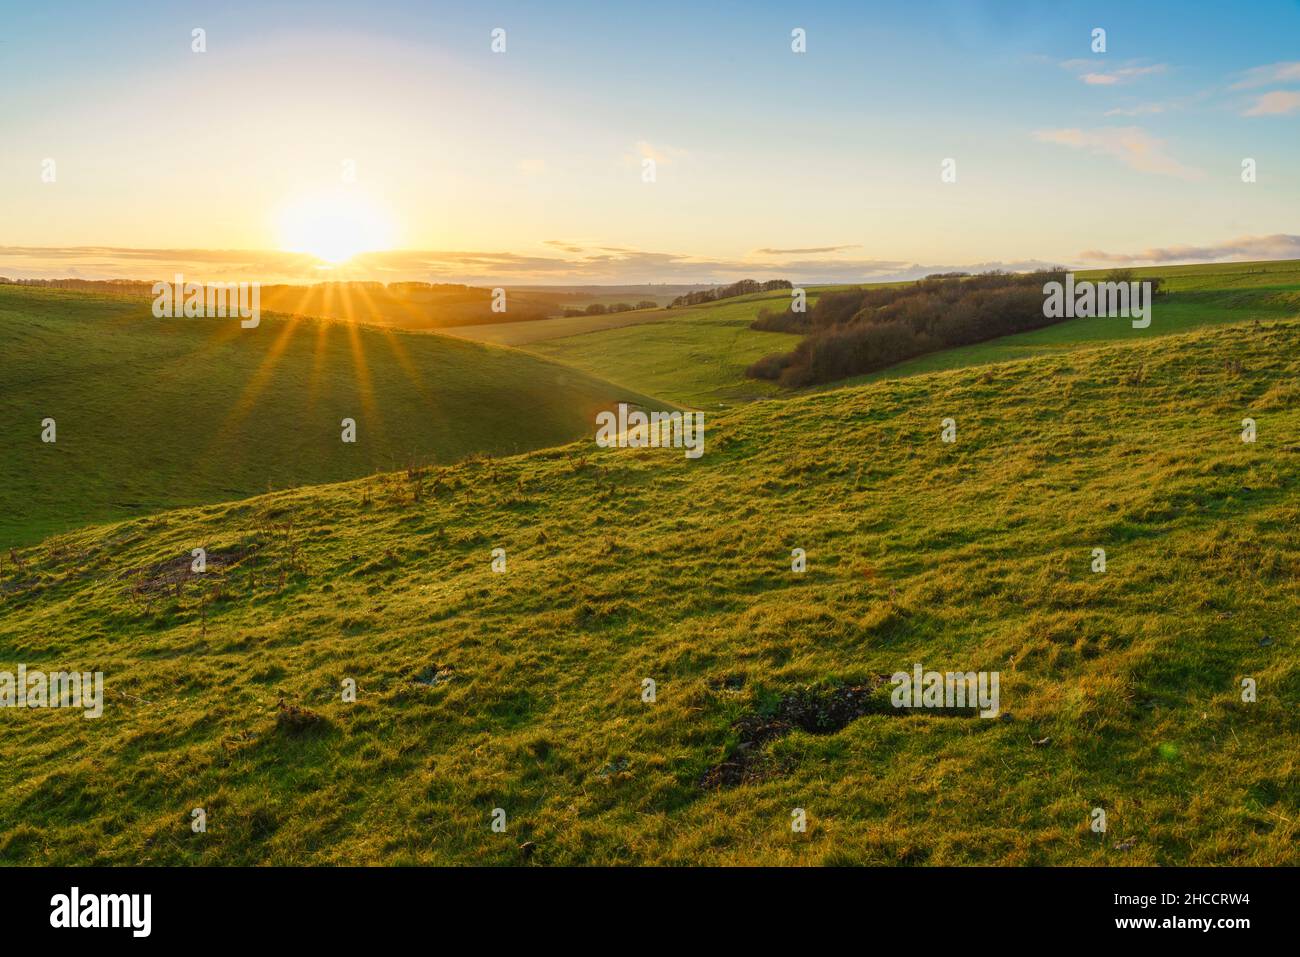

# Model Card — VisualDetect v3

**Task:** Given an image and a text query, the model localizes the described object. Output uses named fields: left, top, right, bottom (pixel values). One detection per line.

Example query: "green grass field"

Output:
left=1104, top=258, right=1300, bottom=291
left=1, top=317, right=1297, bottom=865
left=438, top=306, right=669, bottom=347
left=0, top=286, right=668, bottom=547
left=524, top=262, right=1300, bottom=407
left=830, top=261, right=1300, bottom=389
left=526, top=292, right=804, bottom=408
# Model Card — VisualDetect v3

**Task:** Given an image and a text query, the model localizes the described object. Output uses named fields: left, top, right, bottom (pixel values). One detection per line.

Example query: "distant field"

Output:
left=439, top=306, right=669, bottom=347
left=526, top=292, right=805, bottom=408
left=7, top=280, right=691, bottom=333
left=509, top=287, right=696, bottom=310
left=0, top=286, right=668, bottom=546
left=1096, top=258, right=1300, bottom=291
left=523, top=261, right=1300, bottom=407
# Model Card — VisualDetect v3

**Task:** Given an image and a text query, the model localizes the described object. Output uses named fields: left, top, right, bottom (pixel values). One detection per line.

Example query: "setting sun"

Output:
left=276, top=190, right=396, bottom=264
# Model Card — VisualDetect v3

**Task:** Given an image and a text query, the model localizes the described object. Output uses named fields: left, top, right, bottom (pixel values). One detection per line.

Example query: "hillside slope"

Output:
left=832, top=260, right=1300, bottom=387
left=523, top=261, right=1300, bottom=407
left=527, top=291, right=803, bottom=408
left=439, top=306, right=671, bottom=347
left=0, top=286, right=669, bottom=546
left=1, top=319, right=1297, bottom=865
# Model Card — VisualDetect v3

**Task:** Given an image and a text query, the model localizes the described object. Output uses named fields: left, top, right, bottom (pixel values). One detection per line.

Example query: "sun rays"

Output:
left=164, top=273, right=458, bottom=481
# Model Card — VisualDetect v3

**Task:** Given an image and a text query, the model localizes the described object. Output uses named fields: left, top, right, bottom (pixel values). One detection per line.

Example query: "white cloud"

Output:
left=1231, top=61, right=1300, bottom=89
left=0, top=244, right=1060, bottom=286
left=1063, top=61, right=1167, bottom=86
left=753, top=245, right=860, bottom=255
left=627, top=141, right=687, bottom=166
left=1243, top=91, right=1300, bottom=116
left=1079, top=234, right=1300, bottom=265
left=1104, top=103, right=1166, bottom=117
left=1032, top=126, right=1204, bottom=180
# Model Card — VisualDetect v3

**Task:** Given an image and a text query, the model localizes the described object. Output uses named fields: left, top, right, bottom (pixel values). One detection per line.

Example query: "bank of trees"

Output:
left=560, top=300, right=659, bottom=317
left=668, top=278, right=791, bottom=308
left=747, top=270, right=1069, bottom=387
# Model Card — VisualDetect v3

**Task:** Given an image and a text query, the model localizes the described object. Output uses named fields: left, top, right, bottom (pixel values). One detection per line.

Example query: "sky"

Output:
left=2, top=0, right=1299, bottom=284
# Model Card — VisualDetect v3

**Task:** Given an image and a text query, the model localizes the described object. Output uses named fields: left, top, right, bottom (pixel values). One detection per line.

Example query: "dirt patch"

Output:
left=700, top=676, right=974, bottom=790
left=273, top=699, right=332, bottom=737
left=0, top=575, right=39, bottom=596
left=413, top=664, right=455, bottom=687
left=707, top=673, right=746, bottom=692
left=123, top=547, right=254, bottom=595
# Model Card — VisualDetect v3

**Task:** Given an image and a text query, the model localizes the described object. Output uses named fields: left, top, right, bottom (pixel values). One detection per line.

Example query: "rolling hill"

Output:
left=523, top=261, right=1300, bottom=408
left=830, top=260, right=1300, bottom=388
left=2, top=317, right=1296, bottom=865
left=439, top=305, right=672, bottom=347
left=0, top=285, right=669, bottom=546
left=526, top=291, right=805, bottom=408
left=3, top=280, right=651, bottom=332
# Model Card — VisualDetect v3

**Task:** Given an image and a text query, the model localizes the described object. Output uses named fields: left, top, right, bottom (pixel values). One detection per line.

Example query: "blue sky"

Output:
left=2, top=0, right=1298, bottom=283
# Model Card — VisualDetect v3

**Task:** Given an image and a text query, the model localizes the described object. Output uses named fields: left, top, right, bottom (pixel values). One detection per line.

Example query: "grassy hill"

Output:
left=0, top=285, right=669, bottom=546
left=2, top=318, right=1296, bottom=865
left=9, top=279, right=676, bottom=332
left=831, top=260, right=1300, bottom=388
left=439, top=305, right=670, bottom=347
left=525, top=261, right=1300, bottom=408
left=527, top=291, right=805, bottom=408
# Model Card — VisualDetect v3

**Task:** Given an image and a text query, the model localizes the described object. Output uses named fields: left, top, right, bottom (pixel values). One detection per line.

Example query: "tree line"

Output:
left=668, top=278, right=792, bottom=308
left=746, top=271, right=1081, bottom=387
left=561, top=301, right=659, bottom=317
